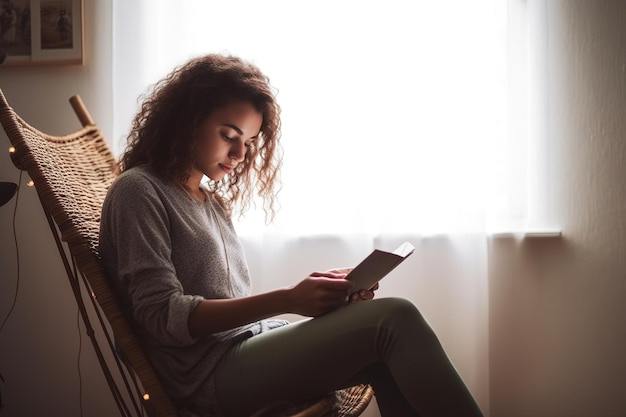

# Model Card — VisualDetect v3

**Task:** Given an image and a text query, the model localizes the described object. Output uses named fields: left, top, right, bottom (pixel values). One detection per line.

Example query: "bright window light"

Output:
left=115, top=1, right=526, bottom=235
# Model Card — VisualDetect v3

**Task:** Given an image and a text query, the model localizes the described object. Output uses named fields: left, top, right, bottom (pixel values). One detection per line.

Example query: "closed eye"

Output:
left=221, top=132, right=234, bottom=143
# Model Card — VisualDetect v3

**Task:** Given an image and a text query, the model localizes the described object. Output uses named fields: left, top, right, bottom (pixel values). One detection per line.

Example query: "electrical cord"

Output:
left=0, top=170, right=21, bottom=333
left=0, top=173, right=85, bottom=416
left=0, top=170, right=22, bottom=413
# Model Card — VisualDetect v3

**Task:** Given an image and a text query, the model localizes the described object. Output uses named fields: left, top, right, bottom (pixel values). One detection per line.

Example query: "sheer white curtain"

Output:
left=112, top=1, right=536, bottom=415
left=112, top=0, right=523, bottom=235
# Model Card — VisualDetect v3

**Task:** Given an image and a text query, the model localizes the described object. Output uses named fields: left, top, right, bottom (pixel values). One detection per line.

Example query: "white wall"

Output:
left=0, top=1, right=116, bottom=416
left=489, top=1, right=626, bottom=416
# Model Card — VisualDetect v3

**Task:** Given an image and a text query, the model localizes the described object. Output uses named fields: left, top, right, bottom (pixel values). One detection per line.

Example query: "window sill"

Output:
left=489, top=230, right=562, bottom=239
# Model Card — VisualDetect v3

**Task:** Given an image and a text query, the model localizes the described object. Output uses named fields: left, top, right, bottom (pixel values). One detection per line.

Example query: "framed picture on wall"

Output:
left=0, top=0, right=83, bottom=66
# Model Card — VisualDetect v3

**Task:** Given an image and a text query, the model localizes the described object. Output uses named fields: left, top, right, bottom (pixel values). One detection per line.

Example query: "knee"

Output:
left=370, top=298, right=438, bottom=355
left=376, top=296, right=419, bottom=315
left=375, top=297, right=430, bottom=330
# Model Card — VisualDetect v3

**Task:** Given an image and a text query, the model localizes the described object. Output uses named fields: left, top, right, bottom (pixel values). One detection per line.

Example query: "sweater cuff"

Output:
left=166, top=294, right=205, bottom=346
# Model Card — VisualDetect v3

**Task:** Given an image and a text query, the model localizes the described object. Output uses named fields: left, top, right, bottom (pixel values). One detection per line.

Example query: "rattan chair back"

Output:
left=0, top=89, right=178, bottom=417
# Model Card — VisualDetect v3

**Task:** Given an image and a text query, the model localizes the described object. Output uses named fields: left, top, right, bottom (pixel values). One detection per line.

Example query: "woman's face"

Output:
left=191, top=101, right=263, bottom=182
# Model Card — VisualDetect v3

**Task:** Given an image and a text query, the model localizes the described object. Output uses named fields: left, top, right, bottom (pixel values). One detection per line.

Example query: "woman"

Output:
left=99, top=54, right=484, bottom=417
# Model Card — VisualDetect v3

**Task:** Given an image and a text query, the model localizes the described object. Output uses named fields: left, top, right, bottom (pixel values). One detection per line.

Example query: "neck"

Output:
left=185, top=169, right=203, bottom=189
left=179, top=173, right=206, bottom=202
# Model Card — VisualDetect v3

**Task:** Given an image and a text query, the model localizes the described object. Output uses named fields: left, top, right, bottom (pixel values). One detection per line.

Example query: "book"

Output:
left=345, top=241, right=415, bottom=292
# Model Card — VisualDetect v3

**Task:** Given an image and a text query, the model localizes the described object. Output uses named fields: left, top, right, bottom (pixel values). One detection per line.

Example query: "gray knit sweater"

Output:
left=99, top=166, right=287, bottom=416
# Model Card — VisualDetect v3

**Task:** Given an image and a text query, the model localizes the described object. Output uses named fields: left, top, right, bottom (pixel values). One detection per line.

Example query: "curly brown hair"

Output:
left=119, top=54, right=282, bottom=220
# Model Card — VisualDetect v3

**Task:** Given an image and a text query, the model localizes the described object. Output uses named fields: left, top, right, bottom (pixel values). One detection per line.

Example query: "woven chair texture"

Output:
left=0, top=89, right=373, bottom=417
left=0, top=90, right=177, bottom=417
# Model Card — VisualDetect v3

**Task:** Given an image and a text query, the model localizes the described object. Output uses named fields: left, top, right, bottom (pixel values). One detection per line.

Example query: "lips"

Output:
left=221, top=164, right=235, bottom=174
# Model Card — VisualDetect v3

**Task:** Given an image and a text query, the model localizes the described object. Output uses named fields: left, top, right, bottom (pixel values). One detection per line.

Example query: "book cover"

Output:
left=345, top=241, right=415, bottom=292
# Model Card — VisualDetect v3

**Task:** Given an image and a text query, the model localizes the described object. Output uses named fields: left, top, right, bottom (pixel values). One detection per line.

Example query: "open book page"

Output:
left=345, top=241, right=415, bottom=292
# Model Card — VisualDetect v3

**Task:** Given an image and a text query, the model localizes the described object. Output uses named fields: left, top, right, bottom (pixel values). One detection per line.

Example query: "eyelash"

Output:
left=222, top=133, right=253, bottom=148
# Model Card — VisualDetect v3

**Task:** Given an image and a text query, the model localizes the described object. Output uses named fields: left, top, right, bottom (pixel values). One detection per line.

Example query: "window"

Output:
left=114, top=0, right=542, bottom=235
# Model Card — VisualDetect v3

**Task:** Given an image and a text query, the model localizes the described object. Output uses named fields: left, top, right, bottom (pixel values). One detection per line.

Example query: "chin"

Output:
left=206, top=173, right=225, bottom=182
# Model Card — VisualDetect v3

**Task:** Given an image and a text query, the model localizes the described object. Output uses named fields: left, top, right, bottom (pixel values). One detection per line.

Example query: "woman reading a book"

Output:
left=99, top=53, right=484, bottom=417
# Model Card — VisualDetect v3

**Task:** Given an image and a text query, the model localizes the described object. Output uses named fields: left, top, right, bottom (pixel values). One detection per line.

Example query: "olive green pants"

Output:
left=214, top=297, right=484, bottom=417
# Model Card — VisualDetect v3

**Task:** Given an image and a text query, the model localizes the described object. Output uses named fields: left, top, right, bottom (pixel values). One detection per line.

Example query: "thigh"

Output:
left=214, top=298, right=404, bottom=416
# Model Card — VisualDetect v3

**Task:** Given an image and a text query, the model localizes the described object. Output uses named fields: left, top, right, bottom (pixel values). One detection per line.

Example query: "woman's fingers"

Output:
left=348, top=285, right=378, bottom=304
left=290, top=274, right=355, bottom=316
left=325, top=267, right=353, bottom=275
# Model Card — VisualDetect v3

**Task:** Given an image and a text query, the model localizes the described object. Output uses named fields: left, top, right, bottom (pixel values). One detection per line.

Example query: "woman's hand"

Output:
left=327, top=267, right=379, bottom=305
left=326, top=267, right=353, bottom=275
left=348, top=282, right=379, bottom=304
left=287, top=272, right=353, bottom=317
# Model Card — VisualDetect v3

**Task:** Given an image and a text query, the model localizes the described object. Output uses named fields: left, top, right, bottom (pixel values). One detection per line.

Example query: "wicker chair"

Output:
left=0, top=89, right=374, bottom=417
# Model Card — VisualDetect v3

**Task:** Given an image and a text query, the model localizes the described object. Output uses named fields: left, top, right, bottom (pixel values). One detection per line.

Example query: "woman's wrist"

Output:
left=273, top=286, right=295, bottom=315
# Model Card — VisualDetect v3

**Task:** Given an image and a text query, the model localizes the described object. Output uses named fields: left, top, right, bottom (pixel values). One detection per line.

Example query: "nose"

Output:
left=229, top=141, right=246, bottom=163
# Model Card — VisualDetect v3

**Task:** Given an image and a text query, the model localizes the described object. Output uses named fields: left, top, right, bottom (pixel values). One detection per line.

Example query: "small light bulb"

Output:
left=8, top=146, right=15, bottom=154
left=143, top=393, right=150, bottom=401
left=27, top=180, right=34, bottom=187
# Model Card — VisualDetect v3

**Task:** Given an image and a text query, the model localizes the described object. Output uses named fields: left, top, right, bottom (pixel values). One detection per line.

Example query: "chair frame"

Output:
left=1, top=89, right=178, bottom=417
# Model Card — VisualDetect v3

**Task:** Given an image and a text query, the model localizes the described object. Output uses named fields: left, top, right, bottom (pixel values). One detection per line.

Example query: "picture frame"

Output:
left=0, top=0, right=84, bottom=66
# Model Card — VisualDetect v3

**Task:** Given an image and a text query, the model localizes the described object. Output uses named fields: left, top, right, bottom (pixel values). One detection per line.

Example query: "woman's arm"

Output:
left=188, top=272, right=353, bottom=338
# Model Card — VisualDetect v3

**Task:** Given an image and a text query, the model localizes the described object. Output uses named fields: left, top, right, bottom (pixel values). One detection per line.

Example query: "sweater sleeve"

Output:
left=101, top=173, right=203, bottom=347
